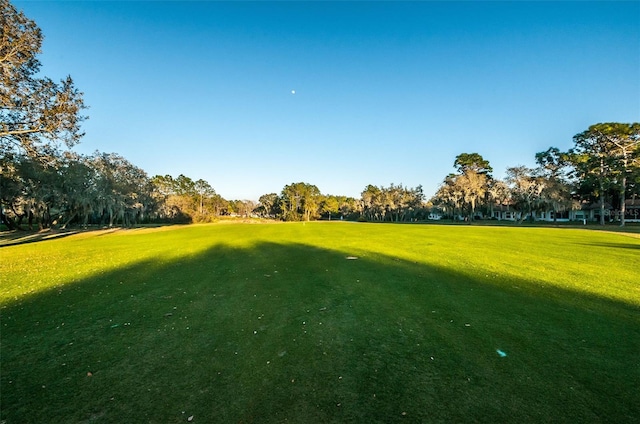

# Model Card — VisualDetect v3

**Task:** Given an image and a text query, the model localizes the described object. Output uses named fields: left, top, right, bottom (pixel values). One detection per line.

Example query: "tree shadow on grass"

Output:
left=0, top=225, right=178, bottom=247
left=2, top=242, right=639, bottom=423
left=0, top=228, right=85, bottom=247
left=579, top=242, right=640, bottom=250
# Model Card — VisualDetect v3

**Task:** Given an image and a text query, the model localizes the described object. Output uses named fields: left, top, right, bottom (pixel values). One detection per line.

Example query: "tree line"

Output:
left=0, top=145, right=430, bottom=228
left=431, top=124, right=640, bottom=226
left=2, top=0, right=639, bottom=229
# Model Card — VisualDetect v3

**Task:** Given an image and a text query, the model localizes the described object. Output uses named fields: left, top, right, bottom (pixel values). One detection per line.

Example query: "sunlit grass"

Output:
left=1, top=223, right=639, bottom=422
left=3, top=223, right=639, bottom=306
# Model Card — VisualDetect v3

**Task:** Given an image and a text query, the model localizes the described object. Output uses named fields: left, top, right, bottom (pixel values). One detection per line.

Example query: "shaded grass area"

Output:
left=1, top=224, right=640, bottom=423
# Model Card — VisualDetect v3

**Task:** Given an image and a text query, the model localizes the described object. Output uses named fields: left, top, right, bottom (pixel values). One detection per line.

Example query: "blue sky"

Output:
left=15, top=1, right=640, bottom=201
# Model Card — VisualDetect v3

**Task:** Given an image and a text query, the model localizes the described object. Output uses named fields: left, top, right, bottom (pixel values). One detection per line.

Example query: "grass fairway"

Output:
left=1, top=223, right=639, bottom=423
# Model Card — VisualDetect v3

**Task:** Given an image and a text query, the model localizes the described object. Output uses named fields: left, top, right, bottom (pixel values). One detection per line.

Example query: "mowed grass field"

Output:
left=1, top=222, right=639, bottom=423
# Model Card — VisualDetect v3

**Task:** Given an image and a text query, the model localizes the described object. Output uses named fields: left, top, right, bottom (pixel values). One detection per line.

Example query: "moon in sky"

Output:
left=291, top=90, right=296, bottom=94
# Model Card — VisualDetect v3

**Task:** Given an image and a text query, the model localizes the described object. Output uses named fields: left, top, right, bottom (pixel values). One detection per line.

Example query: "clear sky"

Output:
left=14, top=1, right=640, bottom=201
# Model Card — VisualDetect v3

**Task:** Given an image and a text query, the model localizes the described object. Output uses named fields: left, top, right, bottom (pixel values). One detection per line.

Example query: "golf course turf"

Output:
left=1, top=222, right=639, bottom=423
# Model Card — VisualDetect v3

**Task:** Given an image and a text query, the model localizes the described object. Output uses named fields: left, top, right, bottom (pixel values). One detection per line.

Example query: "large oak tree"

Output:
left=570, top=123, right=640, bottom=226
left=1, top=0, right=86, bottom=162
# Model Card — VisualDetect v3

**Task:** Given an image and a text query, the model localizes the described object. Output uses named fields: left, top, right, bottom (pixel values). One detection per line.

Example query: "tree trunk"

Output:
left=599, top=159, right=606, bottom=226
left=28, top=209, right=34, bottom=230
left=62, top=211, right=78, bottom=229
left=1, top=211, right=18, bottom=230
left=470, top=200, right=476, bottom=223
left=620, top=175, right=626, bottom=227
left=599, top=185, right=606, bottom=226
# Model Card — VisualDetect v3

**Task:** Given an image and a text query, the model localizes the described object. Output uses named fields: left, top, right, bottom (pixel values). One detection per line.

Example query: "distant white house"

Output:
left=615, top=198, right=640, bottom=223
left=490, top=204, right=591, bottom=222
left=428, top=212, right=442, bottom=220
left=489, top=205, right=518, bottom=221
left=488, top=199, right=640, bottom=223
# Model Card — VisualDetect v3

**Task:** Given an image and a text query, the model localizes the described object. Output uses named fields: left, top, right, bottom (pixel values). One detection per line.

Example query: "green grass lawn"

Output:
left=1, top=222, right=639, bottom=423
